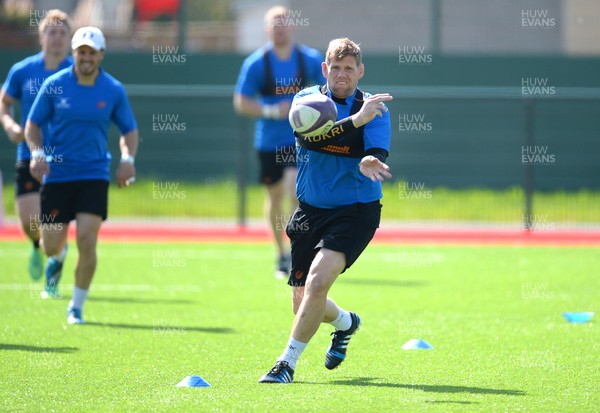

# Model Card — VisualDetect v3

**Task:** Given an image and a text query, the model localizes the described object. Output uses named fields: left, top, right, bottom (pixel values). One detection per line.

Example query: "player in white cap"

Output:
left=25, top=26, right=139, bottom=324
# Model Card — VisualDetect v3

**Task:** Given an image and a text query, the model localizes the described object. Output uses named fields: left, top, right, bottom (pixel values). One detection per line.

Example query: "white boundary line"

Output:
left=0, top=283, right=202, bottom=292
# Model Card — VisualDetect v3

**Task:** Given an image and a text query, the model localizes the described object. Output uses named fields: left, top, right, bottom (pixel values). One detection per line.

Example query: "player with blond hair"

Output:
left=1, top=9, right=72, bottom=295
left=260, top=38, right=393, bottom=383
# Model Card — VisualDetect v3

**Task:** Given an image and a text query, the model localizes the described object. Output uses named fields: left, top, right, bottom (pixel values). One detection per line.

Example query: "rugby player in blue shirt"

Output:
left=0, top=9, right=72, bottom=292
left=25, top=27, right=139, bottom=324
left=234, top=5, right=325, bottom=278
left=260, top=38, right=393, bottom=383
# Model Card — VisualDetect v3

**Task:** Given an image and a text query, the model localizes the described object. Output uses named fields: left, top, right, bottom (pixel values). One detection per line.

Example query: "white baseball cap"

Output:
left=71, top=26, right=106, bottom=51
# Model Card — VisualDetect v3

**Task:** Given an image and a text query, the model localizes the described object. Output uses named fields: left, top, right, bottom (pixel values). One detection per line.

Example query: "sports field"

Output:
left=1, top=240, right=597, bottom=412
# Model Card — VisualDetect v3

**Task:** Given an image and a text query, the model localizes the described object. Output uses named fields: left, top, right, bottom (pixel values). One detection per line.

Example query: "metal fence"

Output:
left=0, top=84, right=598, bottom=228
left=115, top=84, right=600, bottom=227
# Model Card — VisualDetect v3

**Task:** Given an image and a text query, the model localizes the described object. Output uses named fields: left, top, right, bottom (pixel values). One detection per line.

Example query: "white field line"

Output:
left=0, top=283, right=202, bottom=292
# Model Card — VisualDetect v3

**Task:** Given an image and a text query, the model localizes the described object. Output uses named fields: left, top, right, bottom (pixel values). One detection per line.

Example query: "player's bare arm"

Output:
left=0, top=89, right=24, bottom=144
left=351, top=93, right=393, bottom=128
left=234, top=93, right=291, bottom=119
left=24, top=119, right=49, bottom=182
left=116, top=129, right=139, bottom=188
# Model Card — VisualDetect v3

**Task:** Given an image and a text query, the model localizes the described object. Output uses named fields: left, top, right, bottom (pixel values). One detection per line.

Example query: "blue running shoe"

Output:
left=42, top=244, right=68, bottom=299
left=42, top=258, right=64, bottom=299
left=258, top=361, right=294, bottom=383
left=28, top=247, right=43, bottom=281
left=66, top=306, right=84, bottom=324
left=325, top=312, right=361, bottom=370
left=40, top=286, right=62, bottom=299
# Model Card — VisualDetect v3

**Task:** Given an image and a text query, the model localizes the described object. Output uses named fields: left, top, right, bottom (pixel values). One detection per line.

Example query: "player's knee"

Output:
left=76, top=232, right=98, bottom=253
left=305, top=274, right=331, bottom=297
left=22, top=221, right=38, bottom=238
left=268, top=194, right=283, bottom=210
left=41, top=241, right=62, bottom=257
left=315, top=249, right=346, bottom=274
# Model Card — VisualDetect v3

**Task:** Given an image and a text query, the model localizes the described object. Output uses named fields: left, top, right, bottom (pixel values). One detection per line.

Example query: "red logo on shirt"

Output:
left=97, top=100, right=106, bottom=109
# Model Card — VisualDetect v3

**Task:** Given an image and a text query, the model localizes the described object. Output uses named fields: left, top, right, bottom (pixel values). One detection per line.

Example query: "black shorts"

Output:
left=258, top=147, right=296, bottom=185
left=40, top=180, right=109, bottom=223
left=286, top=200, right=381, bottom=287
left=15, top=161, right=41, bottom=197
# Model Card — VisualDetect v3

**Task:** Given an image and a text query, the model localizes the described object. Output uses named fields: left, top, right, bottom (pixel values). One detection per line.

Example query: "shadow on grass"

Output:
left=425, top=400, right=479, bottom=405
left=326, top=377, right=525, bottom=396
left=88, top=296, right=193, bottom=305
left=339, top=278, right=425, bottom=288
left=84, top=322, right=234, bottom=334
left=0, top=343, right=78, bottom=353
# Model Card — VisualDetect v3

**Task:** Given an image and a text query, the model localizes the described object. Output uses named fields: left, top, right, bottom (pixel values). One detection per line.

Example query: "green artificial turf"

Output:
left=0, top=241, right=598, bottom=412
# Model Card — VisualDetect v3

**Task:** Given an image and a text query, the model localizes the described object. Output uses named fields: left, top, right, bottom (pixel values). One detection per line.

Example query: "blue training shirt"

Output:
left=28, top=66, right=137, bottom=184
left=1, top=51, right=73, bottom=161
left=294, top=85, right=391, bottom=208
left=235, top=42, right=325, bottom=151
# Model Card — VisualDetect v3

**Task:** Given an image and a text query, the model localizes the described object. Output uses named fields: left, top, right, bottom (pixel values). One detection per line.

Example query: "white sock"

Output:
left=52, top=244, right=68, bottom=262
left=69, top=287, right=88, bottom=310
left=330, top=309, right=352, bottom=331
left=277, top=337, right=307, bottom=370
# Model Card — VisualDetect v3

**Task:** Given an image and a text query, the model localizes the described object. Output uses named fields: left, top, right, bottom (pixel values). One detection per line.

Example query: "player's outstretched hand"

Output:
left=116, top=162, right=136, bottom=188
left=29, top=158, right=49, bottom=183
left=352, top=93, right=393, bottom=128
left=360, top=155, right=392, bottom=182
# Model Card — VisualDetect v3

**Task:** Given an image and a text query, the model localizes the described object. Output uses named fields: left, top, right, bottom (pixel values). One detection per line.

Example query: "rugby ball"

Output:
left=289, top=94, right=337, bottom=137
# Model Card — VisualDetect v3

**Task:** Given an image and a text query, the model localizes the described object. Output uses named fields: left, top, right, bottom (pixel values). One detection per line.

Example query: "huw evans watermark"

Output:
left=522, top=282, right=556, bottom=300
left=521, top=78, right=556, bottom=97
left=522, top=214, right=556, bottom=231
left=399, top=45, right=432, bottom=65
left=31, top=213, right=64, bottom=233
left=521, top=146, right=556, bottom=166
left=522, top=9, right=556, bottom=28
left=152, top=182, right=187, bottom=200
left=275, top=213, right=309, bottom=233
left=275, top=145, right=308, bottom=165
left=152, top=319, right=186, bottom=335
left=275, top=77, right=304, bottom=95
left=152, top=113, right=187, bottom=133
left=398, top=113, right=432, bottom=133
left=152, top=46, right=187, bottom=65
left=398, top=181, right=432, bottom=200
left=274, top=9, right=309, bottom=27
left=152, top=249, right=187, bottom=268
left=29, top=9, right=65, bottom=31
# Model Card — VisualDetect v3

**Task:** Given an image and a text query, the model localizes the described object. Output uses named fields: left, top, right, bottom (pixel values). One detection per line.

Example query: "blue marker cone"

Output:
left=176, top=375, right=211, bottom=387
left=563, top=312, right=594, bottom=324
left=401, top=338, right=434, bottom=350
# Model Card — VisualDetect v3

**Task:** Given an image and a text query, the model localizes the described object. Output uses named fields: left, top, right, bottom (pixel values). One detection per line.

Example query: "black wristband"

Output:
left=365, top=148, right=389, bottom=163
left=295, top=116, right=366, bottom=158
left=332, top=116, right=357, bottom=133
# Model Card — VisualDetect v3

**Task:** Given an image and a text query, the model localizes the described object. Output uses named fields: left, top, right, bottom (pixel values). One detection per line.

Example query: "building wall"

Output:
left=232, top=0, right=599, bottom=56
